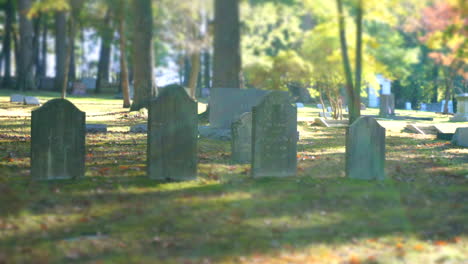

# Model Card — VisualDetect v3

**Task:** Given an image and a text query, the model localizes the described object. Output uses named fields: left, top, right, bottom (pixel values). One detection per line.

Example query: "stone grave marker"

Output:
left=130, top=124, right=147, bottom=133
left=346, top=116, right=385, bottom=180
left=148, top=85, right=198, bottom=180
left=252, top=92, right=297, bottom=178
left=379, top=94, right=395, bottom=118
left=86, top=124, right=107, bottom=133
left=10, top=94, right=24, bottom=103
left=451, top=94, right=468, bottom=122
left=452, top=127, right=468, bottom=147
left=72, top=82, right=87, bottom=95
left=31, top=99, right=85, bottom=180
left=231, top=112, right=252, bottom=164
left=24, top=96, right=40, bottom=105
left=209, top=88, right=270, bottom=128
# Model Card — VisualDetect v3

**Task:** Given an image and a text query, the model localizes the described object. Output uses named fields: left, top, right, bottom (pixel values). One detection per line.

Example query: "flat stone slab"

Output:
left=452, top=127, right=468, bottom=147
left=130, top=124, right=147, bottom=133
left=86, top=124, right=107, bottom=133
left=23, top=96, right=40, bottom=105
left=199, top=126, right=231, bottom=141
left=314, top=118, right=348, bottom=128
left=10, top=94, right=24, bottom=103
left=404, top=124, right=437, bottom=135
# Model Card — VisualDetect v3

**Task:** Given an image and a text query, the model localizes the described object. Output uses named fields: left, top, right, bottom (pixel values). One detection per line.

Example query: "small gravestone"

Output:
left=451, top=127, right=468, bottom=147
left=148, top=85, right=197, bottom=180
left=31, top=99, right=85, bottom=180
left=86, top=124, right=107, bottom=133
left=346, top=117, right=385, bottom=180
left=450, top=94, right=468, bottom=122
left=82, top=77, right=97, bottom=90
left=72, top=82, right=87, bottom=95
left=231, top=112, right=252, bottom=164
left=10, top=94, right=24, bottom=103
left=252, top=92, right=297, bottom=178
left=24, top=96, right=41, bottom=105
left=296, top=103, right=305, bottom=108
left=379, top=94, right=395, bottom=117
left=130, top=124, right=147, bottom=133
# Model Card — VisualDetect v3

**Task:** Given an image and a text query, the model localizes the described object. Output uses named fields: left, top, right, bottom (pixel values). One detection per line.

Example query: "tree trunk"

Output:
left=96, top=10, right=113, bottom=94
left=118, top=13, right=131, bottom=108
left=336, top=0, right=360, bottom=124
left=183, top=55, right=191, bottom=87
left=38, top=14, right=48, bottom=78
left=442, top=68, right=451, bottom=114
left=55, top=11, right=67, bottom=93
left=431, top=65, right=438, bottom=103
left=69, top=39, right=76, bottom=83
left=33, top=14, right=41, bottom=83
left=188, top=53, right=201, bottom=99
left=353, top=0, right=363, bottom=120
left=213, top=0, right=241, bottom=89
left=130, top=0, right=156, bottom=111
left=17, top=0, right=35, bottom=91
left=203, top=50, right=211, bottom=90
left=2, top=0, right=14, bottom=88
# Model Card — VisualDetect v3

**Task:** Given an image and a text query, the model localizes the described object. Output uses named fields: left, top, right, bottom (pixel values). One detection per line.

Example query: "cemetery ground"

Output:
left=0, top=91, right=467, bottom=264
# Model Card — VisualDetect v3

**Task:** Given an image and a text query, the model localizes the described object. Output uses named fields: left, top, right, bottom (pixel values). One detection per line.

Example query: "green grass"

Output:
left=0, top=91, right=467, bottom=263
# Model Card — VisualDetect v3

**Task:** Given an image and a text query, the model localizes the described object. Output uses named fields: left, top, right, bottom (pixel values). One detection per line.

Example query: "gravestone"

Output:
left=72, top=82, right=87, bottom=95
left=420, top=103, right=427, bottom=111
left=252, top=92, right=297, bottom=178
left=130, top=124, right=147, bottom=133
left=346, top=116, right=385, bottom=180
left=379, top=94, right=395, bottom=118
left=209, top=88, right=270, bottom=128
left=24, top=96, right=41, bottom=105
left=296, top=103, right=305, bottom=108
left=441, top=100, right=454, bottom=113
left=405, top=102, right=412, bottom=110
left=450, top=94, right=468, bottom=122
left=31, top=99, right=85, bottom=180
left=451, top=127, right=468, bottom=147
left=10, top=94, right=24, bottom=103
left=148, top=85, right=197, bottom=180
left=231, top=112, right=252, bottom=164
left=82, top=77, right=97, bottom=90
left=86, top=124, right=107, bottom=133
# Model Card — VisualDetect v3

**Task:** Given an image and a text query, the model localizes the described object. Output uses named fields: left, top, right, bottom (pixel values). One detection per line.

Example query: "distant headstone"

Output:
left=24, top=96, right=40, bottom=105
left=450, top=94, right=468, bottom=122
left=441, top=100, right=454, bottom=113
left=296, top=103, right=305, bottom=108
left=361, top=103, right=367, bottom=110
left=346, top=116, right=385, bottom=180
left=31, top=99, right=85, bottom=180
left=420, top=103, right=427, bottom=111
left=82, top=77, right=97, bottom=90
left=379, top=94, right=395, bottom=118
left=252, top=92, right=297, bottom=178
left=148, top=85, right=198, bottom=180
left=209, top=88, right=270, bottom=128
left=319, top=112, right=331, bottom=118
left=38, top=77, right=55, bottom=91
left=130, top=124, right=147, bottom=133
left=368, top=86, right=379, bottom=108
left=72, top=82, right=87, bottom=95
left=86, top=124, right=107, bottom=133
left=405, top=102, right=412, bottom=110
left=10, top=94, right=24, bottom=103
left=451, top=127, right=468, bottom=147
left=198, top=126, right=231, bottom=141
left=231, top=112, right=252, bottom=164
left=317, top=104, right=323, bottom=109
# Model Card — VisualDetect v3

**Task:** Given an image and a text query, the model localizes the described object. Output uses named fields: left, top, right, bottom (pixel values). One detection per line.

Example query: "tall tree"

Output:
left=95, top=9, right=113, bottom=94
left=54, top=11, right=67, bottom=93
left=2, top=0, right=14, bottom=88
left=213, top=0, right=241, bottom=89
left=116, top=0, right=131, bottom=108
left=17, top=0, right=36, bottom=91
left=130, top=0, right=156, bottom=111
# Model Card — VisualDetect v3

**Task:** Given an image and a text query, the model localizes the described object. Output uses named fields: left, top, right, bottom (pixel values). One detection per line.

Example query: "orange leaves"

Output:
left=434, top=240, right=448, bottom=246
left=349, top=255, right=361, bottom=264
left=297, top=154, right=317, bottom=161
left=98, top=167, right=111, bottom=176
left=413, top=244, right=425, bottom=251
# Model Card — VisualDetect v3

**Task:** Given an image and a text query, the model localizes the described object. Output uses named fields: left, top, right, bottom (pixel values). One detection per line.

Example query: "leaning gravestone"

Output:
left=148, top=85, right=197, bottom=180
left=24, top=96, right=41, bottom=105
left=252, top=92, right=297, bottom=178
left=346, top=116, right=385, bottom=180
left=31, top=99, right=85, bottom=180
left=231, top=112, right=252, bottom=164
left=451, top=127, right=468, bottom=147
left=10, top=94, right=24, bottom=103
left=209, top=88, right=270, bottom=128
left=379, top=94, right=395, bottom=118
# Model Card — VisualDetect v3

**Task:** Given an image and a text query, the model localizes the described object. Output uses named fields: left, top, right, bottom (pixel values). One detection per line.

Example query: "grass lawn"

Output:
left=0, top=90, right=467, bottom=264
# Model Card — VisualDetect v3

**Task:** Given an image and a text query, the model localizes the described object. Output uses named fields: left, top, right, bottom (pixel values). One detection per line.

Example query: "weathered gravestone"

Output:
left=209, top=88, right=270, bottom=128
left=346, top=116, right=385, bottom=180
left=231, top=112, right=252, bottom=164
left=31, top=99, right=85, bottom=180
left=86, top=124, right=107, bottom=133
left=10, top=94, right=24, bottom=103
left=24, top=96, right=41, bottom=105
left=148, top=85, right=198, bottom=180
left=379, top=94, right=395, bottom=118
left=252, top=92, right=297, bottom=178
left=450, top=94, right=468, bottom=122
left=451, top=127, right=468, bottom=147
